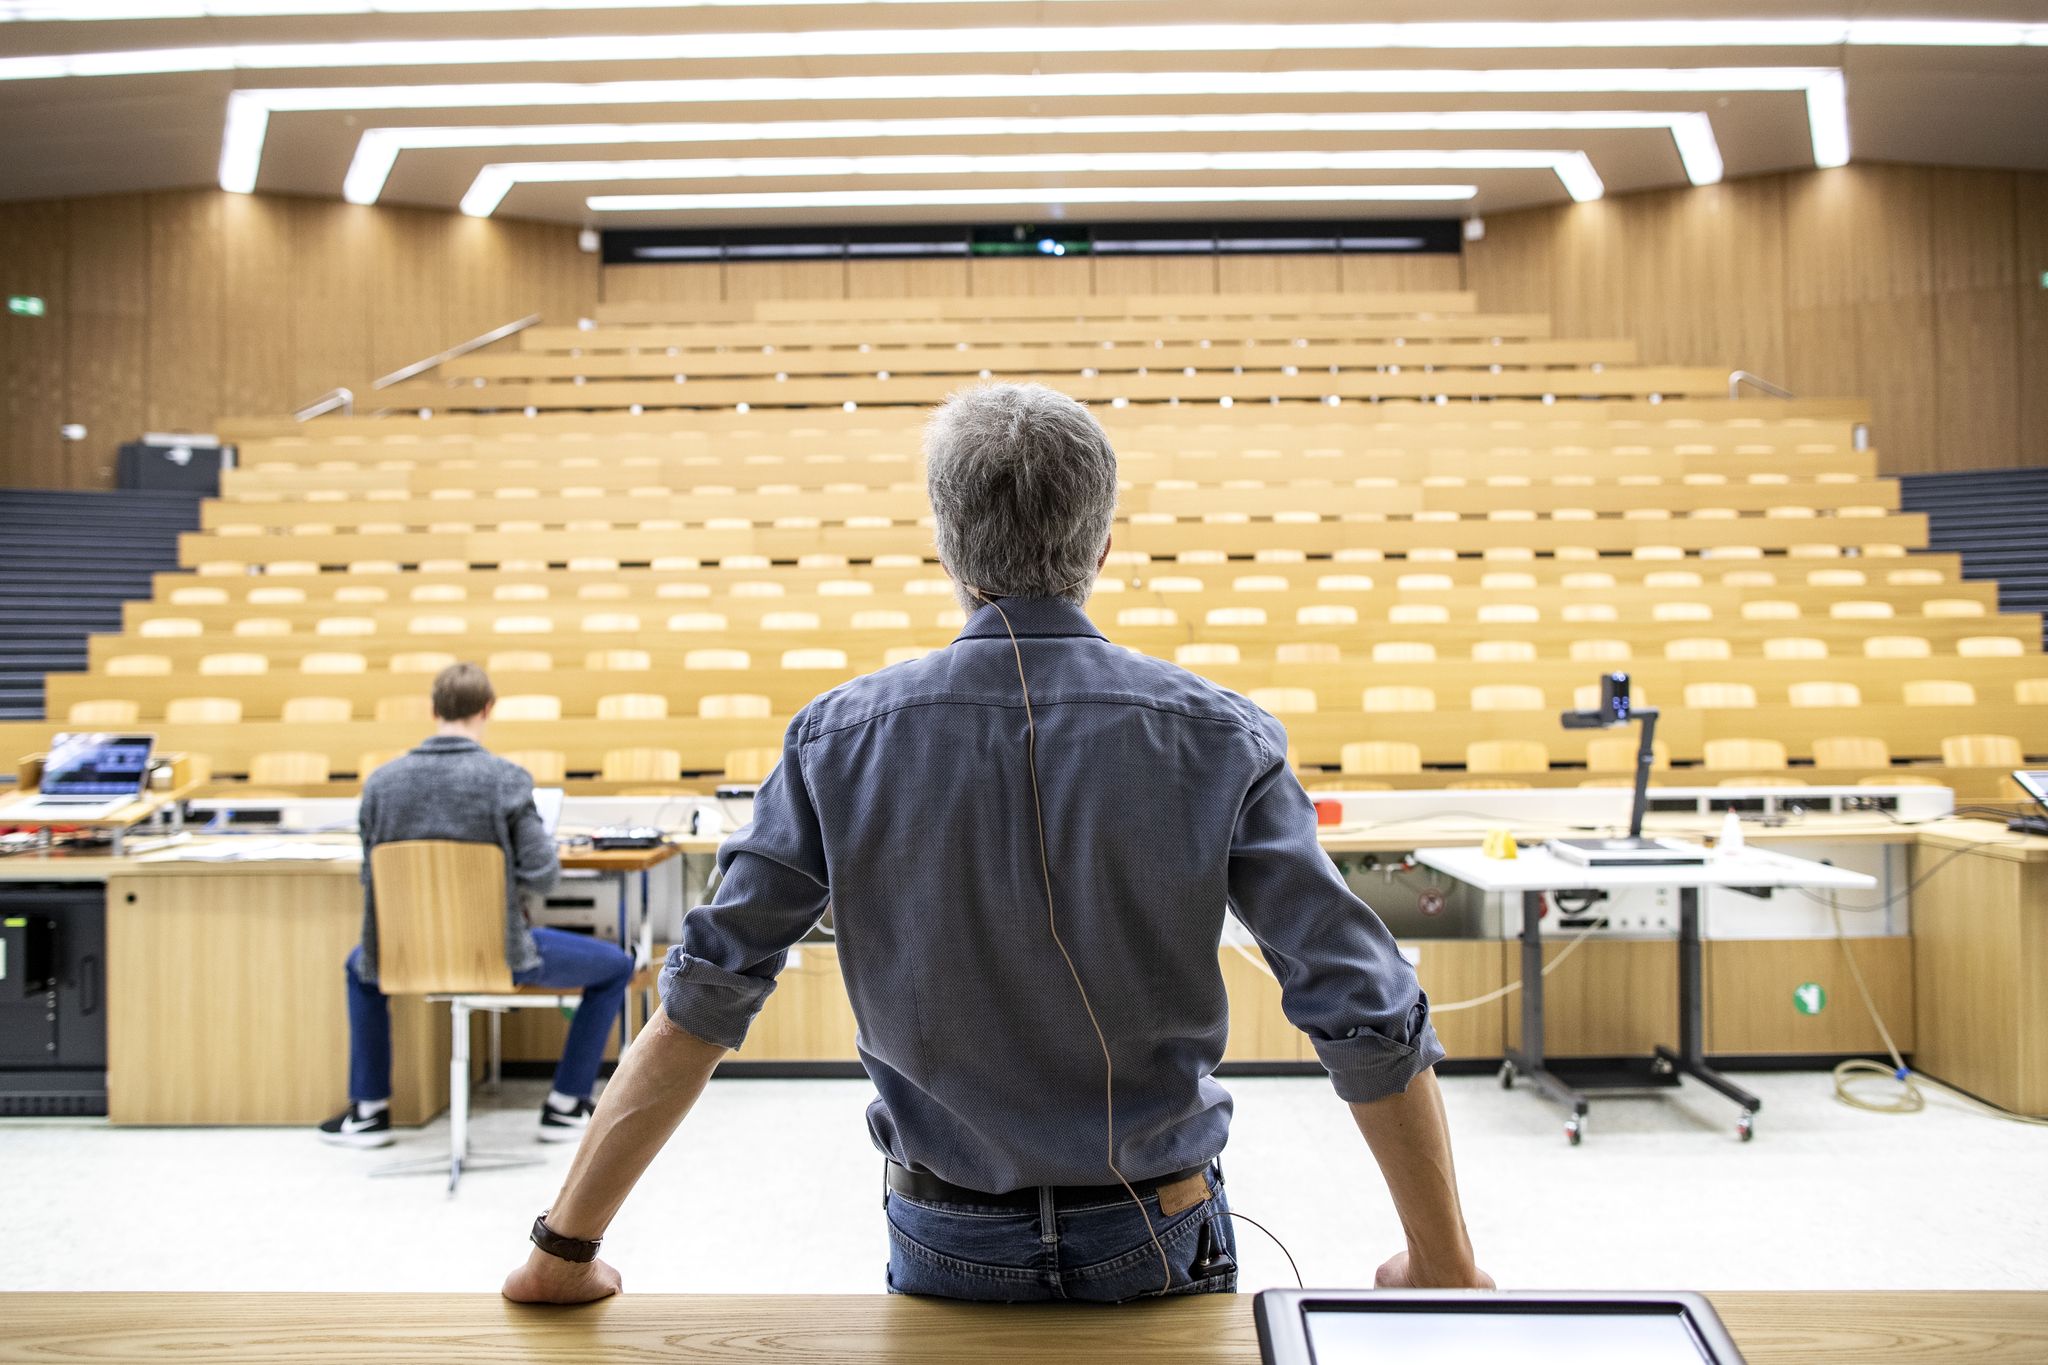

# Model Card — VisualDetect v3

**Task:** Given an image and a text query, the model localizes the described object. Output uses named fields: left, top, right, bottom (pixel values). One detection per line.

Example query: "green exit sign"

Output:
left=7, top=295, right=44, bottom=317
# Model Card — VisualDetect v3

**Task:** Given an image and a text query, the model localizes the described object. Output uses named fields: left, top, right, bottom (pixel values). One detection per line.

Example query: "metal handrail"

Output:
left=374, top=312, right=542, bottom=390
left=293, top=387, right=353, bottom=421
left=1728, top=370, right=1795, bottom=400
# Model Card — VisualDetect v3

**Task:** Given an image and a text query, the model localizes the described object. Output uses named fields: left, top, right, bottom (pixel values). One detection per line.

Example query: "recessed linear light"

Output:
left=459, top=150, right=1600, bottom=217
left=226, top=68, right=1808, bottom=193
left=347, top=111, right=1718, bottom=205
left=9, top=19, right=2046, bottom=67
left=1807, top=70, right=1850, bottom=168
left=585, top=185, right=1482, bottom=213
left=0, top=0, right=1046, bottom=18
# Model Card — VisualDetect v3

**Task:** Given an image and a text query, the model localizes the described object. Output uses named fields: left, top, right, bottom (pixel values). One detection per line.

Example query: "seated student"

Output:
left=320, top=662, right=633, bottom=1148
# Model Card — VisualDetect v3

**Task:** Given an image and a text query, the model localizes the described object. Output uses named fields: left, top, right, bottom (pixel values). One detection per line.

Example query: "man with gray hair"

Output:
left=505, top=383, right=1488, bottom=1304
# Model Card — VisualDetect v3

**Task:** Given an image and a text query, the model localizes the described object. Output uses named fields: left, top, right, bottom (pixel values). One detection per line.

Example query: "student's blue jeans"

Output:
left=345, top=927, right=634, bottom=1103
left=883, top=1162, right=1239, bottom=1302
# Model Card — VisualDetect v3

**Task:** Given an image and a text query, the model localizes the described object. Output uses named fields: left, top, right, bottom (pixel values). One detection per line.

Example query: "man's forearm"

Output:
left=1349, top=1068, right=1482, bottom=1284
left=544, top=1010, right=728, bottom=1240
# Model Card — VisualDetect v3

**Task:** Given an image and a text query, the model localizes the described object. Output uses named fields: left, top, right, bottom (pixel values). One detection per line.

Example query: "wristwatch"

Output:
left=530, top=1212, right=602, bottom=1264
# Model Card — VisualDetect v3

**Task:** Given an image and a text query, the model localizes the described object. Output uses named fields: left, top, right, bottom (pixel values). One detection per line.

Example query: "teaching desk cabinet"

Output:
left=0, top=817, right=2039, bottom=1124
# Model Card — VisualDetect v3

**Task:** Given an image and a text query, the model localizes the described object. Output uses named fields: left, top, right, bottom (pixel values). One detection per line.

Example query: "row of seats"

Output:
left=62, top=678, right=2048, bottom=726
left=194, top=732, right=2032, bottom=791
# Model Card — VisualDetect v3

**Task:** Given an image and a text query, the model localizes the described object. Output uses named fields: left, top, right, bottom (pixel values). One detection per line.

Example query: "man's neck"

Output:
left=435, top=721, right=486, bottom=742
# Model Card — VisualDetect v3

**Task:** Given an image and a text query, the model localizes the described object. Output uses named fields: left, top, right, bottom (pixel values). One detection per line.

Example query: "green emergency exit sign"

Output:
left=7, top=295, right=44, bottom=317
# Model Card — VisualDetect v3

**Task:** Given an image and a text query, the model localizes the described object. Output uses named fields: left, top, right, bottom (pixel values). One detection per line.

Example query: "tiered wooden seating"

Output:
left=8, top=292, right=2041, bottom=798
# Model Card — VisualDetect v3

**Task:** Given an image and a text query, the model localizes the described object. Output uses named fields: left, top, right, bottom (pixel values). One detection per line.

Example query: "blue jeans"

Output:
left=345, top=928, right=634, bottom=1104
left=884, top=1162, right=1238, bottom=1302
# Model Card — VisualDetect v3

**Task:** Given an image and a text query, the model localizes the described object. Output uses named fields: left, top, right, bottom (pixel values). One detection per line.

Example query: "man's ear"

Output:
left=478, top=701, right=495, bottom=723
left=1097, top=534, right=1112, bottom=570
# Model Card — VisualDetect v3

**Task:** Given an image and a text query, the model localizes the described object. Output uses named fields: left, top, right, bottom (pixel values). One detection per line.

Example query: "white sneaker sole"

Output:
left=536, top=1123, right=587, bottom=1144
left=319, top=1128, right=395, bottom=1149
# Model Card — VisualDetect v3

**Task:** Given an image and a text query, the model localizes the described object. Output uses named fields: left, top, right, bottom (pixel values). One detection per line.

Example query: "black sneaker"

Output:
left=318, top=1103, right=394, bottom=1148
left=538, top=1096, right=595, bottom=1143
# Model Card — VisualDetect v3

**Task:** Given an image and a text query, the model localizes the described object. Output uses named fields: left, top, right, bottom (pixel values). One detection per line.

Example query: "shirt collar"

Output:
left=953, top=596, right=1109, bottom=644
left=415, top=734, right=482, bottom=753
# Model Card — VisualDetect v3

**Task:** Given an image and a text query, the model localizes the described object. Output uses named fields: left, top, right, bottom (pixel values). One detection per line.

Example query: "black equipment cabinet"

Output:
left=0, top=884, right=107, bottom=1116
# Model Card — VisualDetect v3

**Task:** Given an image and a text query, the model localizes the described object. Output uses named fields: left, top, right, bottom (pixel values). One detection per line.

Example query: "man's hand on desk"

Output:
left=1374, top=1249, right=1496, bottom=1291
left=503, top=1247, right=622, bottom=1305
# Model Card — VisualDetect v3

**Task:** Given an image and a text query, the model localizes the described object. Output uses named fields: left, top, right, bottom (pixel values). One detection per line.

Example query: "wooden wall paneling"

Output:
left=105, top=871, right=448, bottom=1126
left=1091, top=253, right=1218, bottom=295
left=735, top=942, right=860, bottom=1061
left=503, top=215, right=596, bottom=325
left=1219, top=946, right=1307, bottom=1062
left=602, top=262, right=724, bottom=306
left=1931, top=169, right=2021, bottom=471
left=0, top=199, right=72, bottom=488
left=1501, top=939, right=1678, bottom=1058
left=2018, top=171, right=2048, bottom=461
left=288, top=199, right=375, bottom=406
left=965, top=255, right=1094, bottom=296
left=367, top=207, right=450, bottom=384
left=1338, top=253, right=1465, bottom=294
left=1547, top=200, right=1632, bottom=344
left=144, top=191, right=226, bottom=440
left=1704, top=937, right=1914, bottom=1055
left=217, top=191, right=296, bottom=421
left=443, top=216, right=523, bottom=348
left=1459, top=211, right=1549, bottom=318
left=1910, top=847, right=2047, bottom=1116
left=1627, top=179, right=1787, bottom=376
left=1406, top=939, right=1504, bottom=1060
left=1216, top=253, right=1342, bottom=295
left=724, top=260, right=848, bottom=302
left=63, top=195, right=149, bottom=490
left=845, top=258, right=972, bottom=300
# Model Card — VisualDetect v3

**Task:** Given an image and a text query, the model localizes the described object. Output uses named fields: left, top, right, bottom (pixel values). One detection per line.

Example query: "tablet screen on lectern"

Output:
left=2012, top=771, right=2048, bottom=815
left=1302, top=1305, right=1714, bottom=1364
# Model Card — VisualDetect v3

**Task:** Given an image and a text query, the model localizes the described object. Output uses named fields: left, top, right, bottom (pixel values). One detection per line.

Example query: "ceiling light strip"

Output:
left=459, top=150, right=1596, bottom=216
left=6, top=19, right=2046, bottom=62
left=228, top=68, right=1823, bottom=192
left=585, top=184, right=1483, bottom=212
left=347, top=109, right=1714, bottom=204
left=0, top=0, right=1079, bottom=19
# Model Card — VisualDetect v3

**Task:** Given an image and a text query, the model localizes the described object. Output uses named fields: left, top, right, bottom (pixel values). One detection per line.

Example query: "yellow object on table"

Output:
left=1483, top=827, right=1520, bottom=859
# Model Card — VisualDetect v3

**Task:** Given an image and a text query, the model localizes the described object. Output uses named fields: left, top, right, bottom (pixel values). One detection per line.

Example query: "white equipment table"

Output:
left=1415, top=844, right=1875, bottom=1144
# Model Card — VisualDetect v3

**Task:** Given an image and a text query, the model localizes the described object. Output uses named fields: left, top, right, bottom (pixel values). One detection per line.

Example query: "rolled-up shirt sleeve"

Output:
left=661, top=710, right=830, bottom=1050
left=1226, top=719, right=1445, bottom=1103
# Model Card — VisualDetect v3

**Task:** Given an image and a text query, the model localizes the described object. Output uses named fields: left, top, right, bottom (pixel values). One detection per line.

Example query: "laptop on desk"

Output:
left=4, top=733, right=157, bottom=823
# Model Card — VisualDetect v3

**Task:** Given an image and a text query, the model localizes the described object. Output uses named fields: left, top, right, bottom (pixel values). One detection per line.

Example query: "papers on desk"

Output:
left=142, top=840, right=356, bottom=864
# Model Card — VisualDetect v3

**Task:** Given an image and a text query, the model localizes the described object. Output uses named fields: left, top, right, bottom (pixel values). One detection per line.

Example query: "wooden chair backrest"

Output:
left=370, top=840, right=513, bottom=995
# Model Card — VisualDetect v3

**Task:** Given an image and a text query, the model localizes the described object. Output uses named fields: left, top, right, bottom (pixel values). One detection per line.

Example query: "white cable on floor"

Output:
left=1828, top=892, right=2048, bottom=1127
left=1229, top=913, right=1603, bottom=1014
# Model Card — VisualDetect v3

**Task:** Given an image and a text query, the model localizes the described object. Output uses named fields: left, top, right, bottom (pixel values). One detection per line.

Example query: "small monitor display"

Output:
left=2011, top=771, right=2048, bottom=814
left=39, top=733, right=154, bottom=798
left=1303, top=1305, right=1713, bottom=1364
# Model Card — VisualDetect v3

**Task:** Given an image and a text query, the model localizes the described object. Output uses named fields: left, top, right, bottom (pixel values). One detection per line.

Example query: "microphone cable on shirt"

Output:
left=972, top=590, right=1176, bottom=1298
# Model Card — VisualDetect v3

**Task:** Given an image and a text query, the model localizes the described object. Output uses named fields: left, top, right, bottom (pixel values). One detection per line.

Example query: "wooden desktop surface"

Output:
left=2, top=1292, right=2045, bottom=1363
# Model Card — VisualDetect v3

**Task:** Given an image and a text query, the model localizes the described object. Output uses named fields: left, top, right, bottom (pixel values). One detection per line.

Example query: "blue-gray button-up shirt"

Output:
left=660, top=596, right=1442, bottom=1193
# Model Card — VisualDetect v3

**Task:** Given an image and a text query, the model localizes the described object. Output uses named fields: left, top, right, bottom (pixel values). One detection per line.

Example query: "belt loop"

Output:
left=1038, top=1184, right=1059, bottom=1247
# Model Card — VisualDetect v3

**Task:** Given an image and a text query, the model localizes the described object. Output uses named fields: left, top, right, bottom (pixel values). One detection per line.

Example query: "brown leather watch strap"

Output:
left=529, top=1212, right=601, bottom=1264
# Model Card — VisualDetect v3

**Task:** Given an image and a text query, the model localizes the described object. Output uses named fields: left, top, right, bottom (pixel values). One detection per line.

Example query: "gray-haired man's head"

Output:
left=924, top=383, right=1118, bottom=613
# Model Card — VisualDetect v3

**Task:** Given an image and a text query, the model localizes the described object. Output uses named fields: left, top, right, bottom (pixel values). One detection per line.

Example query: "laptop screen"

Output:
left=533, top=786, right=565, bottom=836
left=2012, top=771, right=2048, bottom=815
left=41, top=733, right=155, bottom=798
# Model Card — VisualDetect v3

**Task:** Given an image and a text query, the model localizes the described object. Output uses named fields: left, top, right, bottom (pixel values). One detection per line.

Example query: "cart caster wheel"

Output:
left=1736, top=1112, right=1755, bottom=1142
left=1652, top=1056, right=1675, bottom=1078
left=1499, top=1063, right=1517, bottom=1090
left=1565, top=1118, right=1583, bottom=1146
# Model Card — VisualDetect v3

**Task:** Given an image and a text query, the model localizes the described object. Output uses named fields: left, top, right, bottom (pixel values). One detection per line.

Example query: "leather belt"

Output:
left=885, top=1159, right=1213, bottom=1211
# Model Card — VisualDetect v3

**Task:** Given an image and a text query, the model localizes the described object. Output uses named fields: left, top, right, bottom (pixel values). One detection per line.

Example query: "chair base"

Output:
left=373, top=1148, right=545, bottom=1195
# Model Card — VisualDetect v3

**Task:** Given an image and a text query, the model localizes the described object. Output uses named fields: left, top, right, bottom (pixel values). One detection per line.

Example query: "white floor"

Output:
left=3, top=1072, right=2043, bottom=1295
